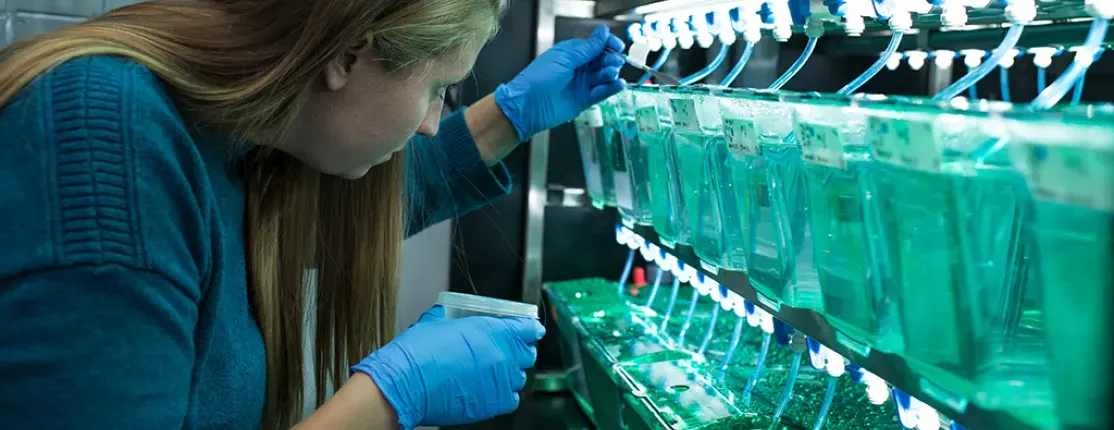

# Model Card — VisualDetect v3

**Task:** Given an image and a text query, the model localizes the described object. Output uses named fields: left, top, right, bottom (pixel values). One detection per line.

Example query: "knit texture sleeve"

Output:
left=0, top=56, right=209, bottom=428
left=405, top=108, right=513, bottom=236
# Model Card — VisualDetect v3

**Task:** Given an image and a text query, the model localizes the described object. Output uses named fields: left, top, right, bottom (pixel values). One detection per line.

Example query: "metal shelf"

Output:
left=626, top=222, right=1039, bottom=430
left=590, top=0, right=1097, bottom=37
left=822, top=19, right=1113, bottom=54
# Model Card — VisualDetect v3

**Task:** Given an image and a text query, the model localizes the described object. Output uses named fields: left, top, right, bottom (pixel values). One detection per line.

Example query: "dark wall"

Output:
left=448, top=0, right=535, bottom=303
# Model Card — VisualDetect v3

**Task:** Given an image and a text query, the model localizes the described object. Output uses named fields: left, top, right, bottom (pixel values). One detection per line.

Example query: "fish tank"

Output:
left=602, top=97, right=635, bottom=218
left=996, top=104, right=1114, bottom=430
left=631, top=85, right=690, bottom=247
left=665, top=85, right=728, bottom=268
left=574, top=105, right=613, bottom=209
left=717, top=88, right=820, bottom=311
left=613, top=90, right=655, bottom=226
left=857, top=95, right=1052, bottom=423
left=782, top=92, right=904, bottom=355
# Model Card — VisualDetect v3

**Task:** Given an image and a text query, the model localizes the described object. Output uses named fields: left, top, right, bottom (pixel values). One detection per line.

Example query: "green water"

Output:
left=674, top=132, right=726, bottom=267
left=547, top=278, right=910, bottom=430
left=619, top=118, right=654, bottom=225
left=574, top=121, right=608, bottom=209
left=739, top=140, right=822, bottom=310
left=644, top=125, right=691, bottom=247
left=594, top=124, right=618, bottom=207
left=621, top=359, right=741, bottom=429
left=875, top=161, right=1045, bottom=406
left=765, top=370, right=899, bottom=430
left=805, top=154, right=902, bottom=353
left=603, top=116, right=631, bottom=214
left=1035, top=201, right=1111, bottom=429
left=709, top=138, right=750, bottom=272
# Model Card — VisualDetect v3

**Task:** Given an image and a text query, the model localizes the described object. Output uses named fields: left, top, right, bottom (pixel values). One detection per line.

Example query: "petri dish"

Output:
left=436, top=292, right=539, bottom=320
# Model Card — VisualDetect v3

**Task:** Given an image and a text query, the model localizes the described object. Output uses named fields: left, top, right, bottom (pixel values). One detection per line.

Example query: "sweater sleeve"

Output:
left=0, top=57, right=207, bottom=428
left=405, top=109, right=513, bottom=236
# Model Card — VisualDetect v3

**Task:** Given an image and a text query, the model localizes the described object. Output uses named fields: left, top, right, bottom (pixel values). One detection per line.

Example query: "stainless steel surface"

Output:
left=520, top=0, right=557, bottom=308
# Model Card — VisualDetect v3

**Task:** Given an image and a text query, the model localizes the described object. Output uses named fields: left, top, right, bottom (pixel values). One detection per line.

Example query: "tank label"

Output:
left=669, top=98, right=701, bottom=134
left=797, top=122, right=845, bottom=169
left=636, top=106, right=660, bottom=134
left=724, top=117, right=759, bottom=158
left=1013, top=143, right=1114, bottom=212
left=578, top=105, right=604, bottom=128
left=869, top=117, right=941, bottom=172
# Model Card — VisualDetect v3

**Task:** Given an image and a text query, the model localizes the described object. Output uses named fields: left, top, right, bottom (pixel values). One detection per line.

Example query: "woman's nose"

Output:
left=416, top=102, right=444, bottom=137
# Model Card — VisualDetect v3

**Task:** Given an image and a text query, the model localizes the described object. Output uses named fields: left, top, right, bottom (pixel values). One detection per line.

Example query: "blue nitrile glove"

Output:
left=351, top=305, right=545, bottom=429
left=495, top=24, right=627, bottom=142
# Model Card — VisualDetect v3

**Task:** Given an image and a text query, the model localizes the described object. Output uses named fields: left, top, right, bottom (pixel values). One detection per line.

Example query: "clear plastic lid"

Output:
left=435, top=292, right=539, bottom=319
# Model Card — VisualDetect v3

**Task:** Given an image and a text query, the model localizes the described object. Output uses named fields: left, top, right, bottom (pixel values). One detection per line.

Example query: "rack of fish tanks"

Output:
left=539, top=0, right=1113, bottom=429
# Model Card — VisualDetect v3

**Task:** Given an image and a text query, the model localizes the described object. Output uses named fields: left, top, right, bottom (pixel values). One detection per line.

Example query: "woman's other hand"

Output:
left=494, top=24, right=627, bottom=142
left=351, top=305, right=545, bottom=429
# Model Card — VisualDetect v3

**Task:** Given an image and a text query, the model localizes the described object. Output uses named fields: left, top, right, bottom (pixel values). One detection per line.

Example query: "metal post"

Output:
left=520, top=0, right=557, bottom=306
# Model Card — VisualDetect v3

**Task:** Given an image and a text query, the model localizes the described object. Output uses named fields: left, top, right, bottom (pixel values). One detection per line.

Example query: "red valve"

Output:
left=632, top=266, right=648, bottom=287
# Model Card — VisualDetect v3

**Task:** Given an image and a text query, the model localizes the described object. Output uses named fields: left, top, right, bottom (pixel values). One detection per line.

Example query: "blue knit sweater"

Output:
left=0, top=56, right=512, bottom=429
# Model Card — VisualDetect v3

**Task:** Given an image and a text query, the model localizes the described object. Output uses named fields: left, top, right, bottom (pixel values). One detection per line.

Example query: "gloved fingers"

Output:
left=510, top=340, right=539, bottom=369
left=494, top=392, right=521, bottom=417
left=559, top=25, right=622, bottom=68
left=601, top=26, right=625, bottom=54
left=414, top=305, right=446, bottom=325
left=602, top=51, right=625, bottom=68
left=510, top=370, right=528, bottom=391
left=588, top=66, right=621, bottom=87
left=501, top=317, right=547, bottom=343
left=587, top=81, right=627, bottom=106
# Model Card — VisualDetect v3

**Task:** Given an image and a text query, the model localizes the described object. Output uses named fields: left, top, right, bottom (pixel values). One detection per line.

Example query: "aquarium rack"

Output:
left=625, top=221, right=1038, bottom=430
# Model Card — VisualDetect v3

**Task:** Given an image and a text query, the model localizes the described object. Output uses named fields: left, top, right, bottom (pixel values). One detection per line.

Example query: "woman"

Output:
left=0, top=0, right=625, bottom=429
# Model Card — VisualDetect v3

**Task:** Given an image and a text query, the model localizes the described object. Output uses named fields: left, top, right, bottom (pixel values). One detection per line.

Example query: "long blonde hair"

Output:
left=0, top=0, right=505, bottom=427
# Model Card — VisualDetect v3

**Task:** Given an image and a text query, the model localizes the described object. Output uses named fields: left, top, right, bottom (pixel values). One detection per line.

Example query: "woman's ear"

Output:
left=323, top=35, right=374, bottom=91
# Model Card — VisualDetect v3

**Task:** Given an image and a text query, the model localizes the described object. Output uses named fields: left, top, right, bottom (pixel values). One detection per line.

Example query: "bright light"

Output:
left=961, top=49, right=985, bottom=68
left=886, top=53, right=903, bottom=70
left=1030, top=47, right=1059, bottom=69
left=905, top=51, right=928, bottom=71
left=998, top=49, right=1020, bottom=68
left=933, top=50, right=956, bottom=70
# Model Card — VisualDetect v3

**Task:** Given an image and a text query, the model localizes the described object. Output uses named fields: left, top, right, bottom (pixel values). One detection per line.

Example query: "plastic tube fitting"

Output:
left=1004, top=0, right=1037, bottom=24
left=1087, top=0, right=1114, bottom=18
left=805, top=17, right=827, bottom=38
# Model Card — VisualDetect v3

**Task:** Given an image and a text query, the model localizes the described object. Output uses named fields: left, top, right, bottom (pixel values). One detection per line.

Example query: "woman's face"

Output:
left=286, top=40, right=483, bottom=179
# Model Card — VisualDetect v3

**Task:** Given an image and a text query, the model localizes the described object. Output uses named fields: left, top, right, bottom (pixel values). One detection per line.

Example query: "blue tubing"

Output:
left=1000, top=67, right=1011, bottom=102
left=644, top=268, right=665, bottom=307
left=680, top=43, right=731, bottom=85
left=773, top=353, right=804, bottom=422
left=1071, top=48, right=1105, bottom=105
left=1037, top=67, right=1048, bottom=93
left=717, top=317, right=747, bottom=380
left=1032, top=18, right=1108, bottom=109
left=638, top=46, right=674, bottom=83
left=697, top=305, right=720, bottom=355
left=720, top=42, right=756, bottom=86
left=617, top=248, right=635, bottom=296
left=936, top=25, right=1025, bottom=100
left=812, top=376, right=838, bottom=430
left=660, top=278, right=682, bottom=331
left=742, top=333, right=773, bottom=404
left=837, top=32, right=904, bottom=95
left=677, top=289, right=701, bottom=343
left=769, top=37, right=818, bottom=90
